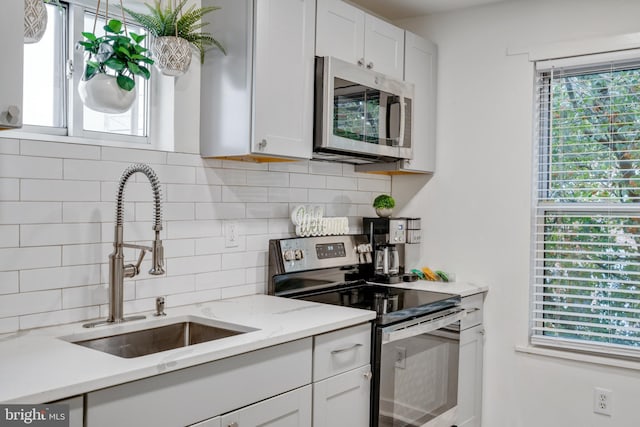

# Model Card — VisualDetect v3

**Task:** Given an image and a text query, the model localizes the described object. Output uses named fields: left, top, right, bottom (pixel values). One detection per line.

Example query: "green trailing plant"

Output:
left=124, top=0, right=226, bottom=64
left=78, top=19, right=154, bottom=91
left=373, top=194, right=395, bottom=209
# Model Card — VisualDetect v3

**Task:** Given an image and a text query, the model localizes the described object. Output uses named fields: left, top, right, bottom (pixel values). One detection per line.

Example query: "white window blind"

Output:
left=533, top=57, right=640, bottom=358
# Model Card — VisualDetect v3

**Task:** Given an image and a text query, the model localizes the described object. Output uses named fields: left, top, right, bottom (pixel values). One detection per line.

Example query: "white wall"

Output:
left=0, top=138, right=389, bottom=334
left=394, top=1, right=640, bottom=426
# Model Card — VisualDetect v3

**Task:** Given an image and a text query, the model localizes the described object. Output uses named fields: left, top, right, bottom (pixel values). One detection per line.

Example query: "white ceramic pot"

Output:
left=152, top=36, right=192, bottom=77
left=375, top=207, right=393, bottom=218
left=24, top=0, right=48, bottom=44
left=78, top=74, right=136, bottom=114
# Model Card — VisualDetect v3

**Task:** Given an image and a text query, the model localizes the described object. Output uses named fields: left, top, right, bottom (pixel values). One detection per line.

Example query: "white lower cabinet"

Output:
left=85, top=338, right=312, bottom=427
left=221, top=385, right=312, bottom=427
left=50, top=396, right=83, bottom=427
left=313, top=365, right=371, bottom=427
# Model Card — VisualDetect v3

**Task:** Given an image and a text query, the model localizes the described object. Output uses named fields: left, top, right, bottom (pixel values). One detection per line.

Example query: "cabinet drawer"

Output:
left=313, top=323, right=371, bottom=381
left=460, top=293, right=484, bottom=330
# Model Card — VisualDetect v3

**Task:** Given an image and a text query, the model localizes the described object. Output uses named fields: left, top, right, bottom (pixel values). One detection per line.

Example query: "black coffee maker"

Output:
left=363, top=217, right=408, bottom=283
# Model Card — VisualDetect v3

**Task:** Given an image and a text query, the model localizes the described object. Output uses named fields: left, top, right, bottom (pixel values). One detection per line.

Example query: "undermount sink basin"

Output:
left=70, top=320, right=253, bottom=359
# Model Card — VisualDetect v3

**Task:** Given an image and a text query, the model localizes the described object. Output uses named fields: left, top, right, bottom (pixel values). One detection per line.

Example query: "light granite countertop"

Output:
left=0, top=294, right=376, bottom=404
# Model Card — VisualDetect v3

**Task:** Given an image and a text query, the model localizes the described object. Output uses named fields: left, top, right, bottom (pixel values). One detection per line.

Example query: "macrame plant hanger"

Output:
left=91, top=0, right=128, bottom=37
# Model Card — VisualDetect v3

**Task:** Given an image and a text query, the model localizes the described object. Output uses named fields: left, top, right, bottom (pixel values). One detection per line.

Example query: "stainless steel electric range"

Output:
left=268, top=235, right=465, bottom=427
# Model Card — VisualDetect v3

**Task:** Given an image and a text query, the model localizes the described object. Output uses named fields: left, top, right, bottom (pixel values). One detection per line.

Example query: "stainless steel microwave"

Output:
left=313, top=56, right=414, bottom=164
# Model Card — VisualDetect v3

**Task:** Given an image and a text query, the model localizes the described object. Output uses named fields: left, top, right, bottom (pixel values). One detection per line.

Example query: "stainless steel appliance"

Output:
left=268, top=235, right=465, bottom=427
left=313, top=56, right=414, bottom=164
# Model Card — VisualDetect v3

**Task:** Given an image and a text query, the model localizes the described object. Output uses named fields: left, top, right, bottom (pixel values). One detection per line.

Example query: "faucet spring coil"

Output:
left=114, top=163, right=163, bottom=230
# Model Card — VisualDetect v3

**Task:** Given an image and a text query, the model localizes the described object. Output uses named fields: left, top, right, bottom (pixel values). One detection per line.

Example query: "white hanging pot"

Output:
left=24, top=0, right=48, bottom=44
left=375, top=207, right=393, bottom=218
left=152, top=36, right=192, bottom=77
left=78, top=74, right=137, bottom=114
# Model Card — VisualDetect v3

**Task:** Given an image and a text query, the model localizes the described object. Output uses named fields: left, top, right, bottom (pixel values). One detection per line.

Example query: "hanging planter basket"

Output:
left=78, top=74, right=137, bottom=114
left=152, top=36, right=192, bottom=77
left=24, top=0, right=48, bottom=44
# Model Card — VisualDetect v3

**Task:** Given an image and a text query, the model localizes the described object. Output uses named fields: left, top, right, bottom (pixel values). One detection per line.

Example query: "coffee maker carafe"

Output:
left=375, top=245, right=399, bottom=276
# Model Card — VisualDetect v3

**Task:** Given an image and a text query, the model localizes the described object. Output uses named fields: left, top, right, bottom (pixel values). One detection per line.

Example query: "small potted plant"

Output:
left=77, top=19, right=154, bottom=114
left=124, top=0, right=226, bottom=77
left=373, top=194, right=395, bottom=217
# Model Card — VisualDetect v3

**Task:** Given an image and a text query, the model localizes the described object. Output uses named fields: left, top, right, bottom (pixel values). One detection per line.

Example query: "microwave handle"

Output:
left=397, top=96, right=405, bottom=148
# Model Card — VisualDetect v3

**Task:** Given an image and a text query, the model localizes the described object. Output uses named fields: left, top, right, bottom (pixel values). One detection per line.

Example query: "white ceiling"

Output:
left=349, top=0, right=510, bottom=20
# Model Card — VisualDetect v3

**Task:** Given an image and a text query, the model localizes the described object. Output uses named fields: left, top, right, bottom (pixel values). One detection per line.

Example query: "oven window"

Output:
left=379, top=329, right=459, bottom=427
left=334, top=77, right=382, bottom=143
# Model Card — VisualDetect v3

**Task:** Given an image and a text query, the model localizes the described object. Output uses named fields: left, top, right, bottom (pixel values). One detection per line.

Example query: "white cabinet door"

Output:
left=253, top=0, right=315, bottom=160
left=189, top=416, right=221, bottom=427
left=363, top=14, right=405, bottom=80
left=457, top=324, right=484, bottom=427
left=1, top=0, right=23, bottom=129
left=313, top=365, right=371, bottom=427
left=400, top=32, right=437, bottom=173
left=315, top=0, right=364, bottom=65
left=316, top=0, right=404, bottom=79
left=51, top=396, right=83, bottom=427
left=221, top=385, right=312, bottom=427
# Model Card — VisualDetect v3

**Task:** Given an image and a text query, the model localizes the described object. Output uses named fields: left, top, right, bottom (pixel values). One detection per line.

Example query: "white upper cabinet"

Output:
left=1, top=0, right=23, bottom=129
left=316, top=0, right=404, bottom=80
left=200, top=0, right=315, bottom=161
left=400, top=32, right=437, bottom=173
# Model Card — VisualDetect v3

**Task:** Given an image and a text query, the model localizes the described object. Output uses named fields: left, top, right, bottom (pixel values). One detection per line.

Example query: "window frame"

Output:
left=531, top=53, right=640, bottom=359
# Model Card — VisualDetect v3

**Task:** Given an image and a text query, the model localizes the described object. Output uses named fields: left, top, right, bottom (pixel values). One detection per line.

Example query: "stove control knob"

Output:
left=294, top=249, right=304, bottom=260
left=283, top=250, right=295, bottom=261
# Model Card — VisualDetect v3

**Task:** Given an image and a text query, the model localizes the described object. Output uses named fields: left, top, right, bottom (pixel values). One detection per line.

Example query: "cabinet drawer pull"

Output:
left=331, top=343, right=363, bottom=355
left=466, top=307, right=480, bottom=313
left=228, top=422, right=239, bottom=427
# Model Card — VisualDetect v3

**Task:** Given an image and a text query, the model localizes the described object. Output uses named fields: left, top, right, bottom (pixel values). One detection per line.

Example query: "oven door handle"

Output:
left=381, top=308, right=467, bottom=344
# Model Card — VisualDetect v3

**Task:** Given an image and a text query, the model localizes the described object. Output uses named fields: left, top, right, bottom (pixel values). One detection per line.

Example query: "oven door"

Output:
left=377, top=308, right=465, bottom=427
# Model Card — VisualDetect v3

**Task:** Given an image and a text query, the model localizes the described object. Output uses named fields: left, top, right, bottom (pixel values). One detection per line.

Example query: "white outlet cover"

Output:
left=593, top=387, right=612, bottom=416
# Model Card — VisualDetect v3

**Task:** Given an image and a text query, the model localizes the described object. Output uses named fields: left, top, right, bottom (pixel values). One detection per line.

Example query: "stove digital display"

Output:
left=316, top=242, right=346, bottom=259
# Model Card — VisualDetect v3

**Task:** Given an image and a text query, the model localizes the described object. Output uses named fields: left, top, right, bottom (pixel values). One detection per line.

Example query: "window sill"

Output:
left=0, top=129, right=155, bottom=151
left=515, top=344, right=640, bottom=371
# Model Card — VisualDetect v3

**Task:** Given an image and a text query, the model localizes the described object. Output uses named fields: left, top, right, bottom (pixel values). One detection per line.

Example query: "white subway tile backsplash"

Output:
left=0, top=139, right=19, bottom=155
left=0, top=178, right=19, bottom=200
left=166, top=183, right=221, bottom=203
left=0, top=225, right=19, bottom=248
left=136, top=274, right=195, bottom=299
left=246, top=171, right=289, bottom=187
left=0, top=202, right=61, bottom=225
left=21, top=140, right=100, bottom=160
left=0, top=246, right=61, bottom=271
left=166, top=220, right=222, bottom=239
left=195, top=202, right=245, bottom=220
left=20, top=265, right=102, bottom=292
left=20, top=307, right=100, bottom=330
left=222, top=186, right=268, bottom=203
left=290, top=173, right=326, bottom=189
left=62, top=243, right=112, bottom=266
left=167, top=254, right=221, bottom=276
left=21, top=223, right=101, bottom=247
left=0, top=139, right=390, bottom=332
left=0, top=290, right=61, bottom=318
left=0, top=155, right=63, bottom=179
left=0, top=271, right=18, bottom=295
left=246, top=203, right=288, bottom=219
left=22, top=180, right=100, bottom=202
left=101, top=146, right=167, bottom=164
left=62, top=284, right=108, bottom=309
left=195, top=269, right=246, bottom=291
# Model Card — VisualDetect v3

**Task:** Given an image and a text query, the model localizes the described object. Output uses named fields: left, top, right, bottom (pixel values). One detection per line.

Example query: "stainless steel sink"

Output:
left=71, top=321, right=248, bottom=358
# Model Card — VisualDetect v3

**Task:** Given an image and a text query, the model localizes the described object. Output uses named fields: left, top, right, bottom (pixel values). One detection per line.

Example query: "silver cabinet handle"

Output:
left=466, top=307, right=481, bottom=313
left=258, top=139, right=267, bottom=150
left=366, top=62, right=374, bottom=69
left=228, top=422, right=238, bottom=427
left=357, top=58, right=365, bottom=67
left=363, top=371, right=372, bottom=380
left=331, top=343, right=363, bottom=355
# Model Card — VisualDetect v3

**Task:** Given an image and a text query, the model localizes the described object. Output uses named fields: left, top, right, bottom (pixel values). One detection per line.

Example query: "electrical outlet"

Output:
left=593, top=387, right=612, bottom=416
left=224, top=221, right=239, bottom=248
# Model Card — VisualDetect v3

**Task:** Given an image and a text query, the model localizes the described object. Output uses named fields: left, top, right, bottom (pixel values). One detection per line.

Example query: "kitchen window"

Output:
left=21, top=1, right=150, bottom=144
left=532, top=52, right=640, bottom=359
